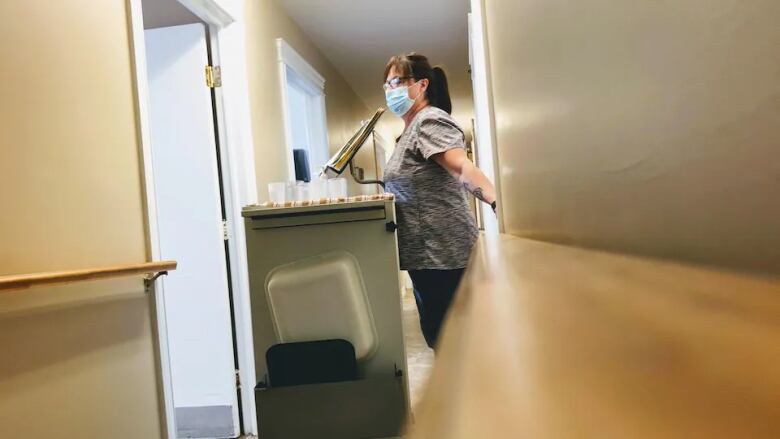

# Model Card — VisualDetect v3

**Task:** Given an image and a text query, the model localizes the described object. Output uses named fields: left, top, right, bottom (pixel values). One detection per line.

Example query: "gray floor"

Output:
left=176, top=405, right=234, bottom=438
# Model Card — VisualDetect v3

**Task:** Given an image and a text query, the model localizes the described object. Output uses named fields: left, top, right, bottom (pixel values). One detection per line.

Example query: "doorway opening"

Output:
left=144, top=20, right=241, bottom=438
left=128, top=0, right=256, bottom=437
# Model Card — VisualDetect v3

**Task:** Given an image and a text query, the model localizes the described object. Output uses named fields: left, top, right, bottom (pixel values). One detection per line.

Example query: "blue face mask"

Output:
left=385, top=85, right=416, bottom=117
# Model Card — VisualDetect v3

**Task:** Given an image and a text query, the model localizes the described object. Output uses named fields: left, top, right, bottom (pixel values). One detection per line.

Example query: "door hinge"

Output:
left=205, top=65, right=222, bottom=88
left=235, top=370, right=241, bottom=388
left=221, top=220, right=229, bottom=241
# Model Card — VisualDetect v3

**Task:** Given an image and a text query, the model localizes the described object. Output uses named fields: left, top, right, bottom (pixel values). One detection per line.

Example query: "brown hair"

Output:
left=384, top=53, right=453, bottom=114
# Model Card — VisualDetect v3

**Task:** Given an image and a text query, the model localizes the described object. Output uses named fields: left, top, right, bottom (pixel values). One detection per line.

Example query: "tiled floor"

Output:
left=401, top=289, right=435, bottom=410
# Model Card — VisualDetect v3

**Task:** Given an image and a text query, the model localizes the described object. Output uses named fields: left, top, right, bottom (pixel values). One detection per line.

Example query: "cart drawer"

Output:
left=249, top=206, right=386, bottom=229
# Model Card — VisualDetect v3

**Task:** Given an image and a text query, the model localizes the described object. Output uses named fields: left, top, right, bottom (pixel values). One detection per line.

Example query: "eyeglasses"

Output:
left=383, top=76, right=414, bottom=91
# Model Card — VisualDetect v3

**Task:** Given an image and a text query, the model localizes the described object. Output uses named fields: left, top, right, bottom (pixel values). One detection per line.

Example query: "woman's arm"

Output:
left=432, top=148, right=497, bottom=210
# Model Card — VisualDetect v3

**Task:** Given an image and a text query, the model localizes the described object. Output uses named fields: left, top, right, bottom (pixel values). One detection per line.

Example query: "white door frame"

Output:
left=469, top=0, right=505, bottom=233
left=127, top=0, right=260, bottom=436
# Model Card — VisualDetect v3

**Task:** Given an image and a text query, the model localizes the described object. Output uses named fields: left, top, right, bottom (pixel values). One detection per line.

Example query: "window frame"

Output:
left=276, top=38, right=329, bottom=181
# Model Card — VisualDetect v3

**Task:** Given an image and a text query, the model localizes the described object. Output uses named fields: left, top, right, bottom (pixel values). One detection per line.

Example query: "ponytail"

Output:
left=429, top=66, right=452, bottom=114
left=384, top=53, right=454, bottom=115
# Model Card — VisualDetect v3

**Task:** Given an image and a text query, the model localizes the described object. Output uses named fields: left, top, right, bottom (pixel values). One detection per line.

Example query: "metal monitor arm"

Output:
left=321, top=108, right=386, bottom=188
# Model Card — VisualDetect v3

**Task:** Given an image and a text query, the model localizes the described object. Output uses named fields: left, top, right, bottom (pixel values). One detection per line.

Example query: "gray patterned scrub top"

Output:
left=384, top=106, right=479, bottom=270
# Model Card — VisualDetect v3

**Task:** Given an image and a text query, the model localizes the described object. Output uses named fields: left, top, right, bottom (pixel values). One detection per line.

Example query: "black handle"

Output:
left=386, top=221, right=397, bottom=233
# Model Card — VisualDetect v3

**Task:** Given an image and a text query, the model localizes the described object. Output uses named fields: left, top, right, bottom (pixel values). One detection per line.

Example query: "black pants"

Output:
left=408, top=268, right=466, bottom=350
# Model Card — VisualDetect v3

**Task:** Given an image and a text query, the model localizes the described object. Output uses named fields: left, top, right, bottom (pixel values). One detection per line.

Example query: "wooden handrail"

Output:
left=407, top=235, right=780, bottom=438
left=0, top=261, right=177, bottom=292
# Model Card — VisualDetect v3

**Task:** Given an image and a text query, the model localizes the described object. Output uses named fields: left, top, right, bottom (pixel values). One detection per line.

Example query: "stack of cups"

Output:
left=267, top=177, right=348, bottom=205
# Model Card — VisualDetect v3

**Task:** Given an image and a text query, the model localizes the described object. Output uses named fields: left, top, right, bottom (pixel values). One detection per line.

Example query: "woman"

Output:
left=382, top=53, right=497, bottom=350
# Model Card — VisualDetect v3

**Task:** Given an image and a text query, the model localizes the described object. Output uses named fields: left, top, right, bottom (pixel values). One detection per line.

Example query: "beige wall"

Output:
left=244, top=0, right=376, bottom=200
left=484, top=0, right=780, bottom=275
left=0, top=1, right=163, bottom=437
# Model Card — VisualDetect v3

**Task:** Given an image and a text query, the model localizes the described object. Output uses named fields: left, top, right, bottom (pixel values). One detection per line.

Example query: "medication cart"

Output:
left=242, top=196, right=410, bottom=438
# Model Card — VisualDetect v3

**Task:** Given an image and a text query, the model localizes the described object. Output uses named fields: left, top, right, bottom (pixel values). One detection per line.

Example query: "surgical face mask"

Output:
left=385, top=84, right=417, bottom=117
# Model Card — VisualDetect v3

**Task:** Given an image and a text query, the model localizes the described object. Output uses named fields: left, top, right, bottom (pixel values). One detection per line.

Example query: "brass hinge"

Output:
left=205, top=65, right=222, bottom=88
left=235, top=370, right=241, bottom=388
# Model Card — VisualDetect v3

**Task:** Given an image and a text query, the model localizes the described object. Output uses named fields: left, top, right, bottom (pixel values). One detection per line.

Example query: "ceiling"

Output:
left=142, top=0, right=202, bottom=29
left=278, top=0, right=474, bottom=117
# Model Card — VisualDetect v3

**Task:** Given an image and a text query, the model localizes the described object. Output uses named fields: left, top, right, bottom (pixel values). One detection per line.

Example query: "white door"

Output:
left=145, top=23, right=240, bottom=439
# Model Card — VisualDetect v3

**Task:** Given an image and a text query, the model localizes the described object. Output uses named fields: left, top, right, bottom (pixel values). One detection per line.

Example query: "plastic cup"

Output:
left=268, top=182, right=286, bottom=204
left=327, top=178, right=347, bottom=199
left=294, top=182, right=311, bottom=202
left=309, top=179, right=328, bottom=200
left=285, top=181, right=296, bottom=202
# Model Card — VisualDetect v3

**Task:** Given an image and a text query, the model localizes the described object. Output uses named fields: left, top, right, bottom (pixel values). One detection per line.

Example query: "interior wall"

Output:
left=484, top=0, right=780, bottom=275
left=244, top=0, right=376, bottom=200
left=0, top=1, right=163, bottom=437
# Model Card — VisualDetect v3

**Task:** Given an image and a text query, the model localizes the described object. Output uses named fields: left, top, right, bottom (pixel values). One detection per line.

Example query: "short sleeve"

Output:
left=415, top=113, right=466, bottom=160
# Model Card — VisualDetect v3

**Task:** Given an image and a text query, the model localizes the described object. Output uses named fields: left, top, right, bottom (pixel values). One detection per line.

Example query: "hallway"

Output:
left=2, top=0, right=779, bottom=437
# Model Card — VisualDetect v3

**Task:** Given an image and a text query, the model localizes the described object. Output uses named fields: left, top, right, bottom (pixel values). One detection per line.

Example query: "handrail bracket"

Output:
left=144, top=271, right=169, bottom=294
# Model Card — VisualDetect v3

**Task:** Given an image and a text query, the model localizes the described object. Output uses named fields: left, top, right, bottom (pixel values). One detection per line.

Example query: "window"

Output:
left=277, top=39, right=329, bottom=181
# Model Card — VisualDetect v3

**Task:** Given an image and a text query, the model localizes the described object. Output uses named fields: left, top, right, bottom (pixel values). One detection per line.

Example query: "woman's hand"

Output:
left=431, top=148, right=498, bottom=210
